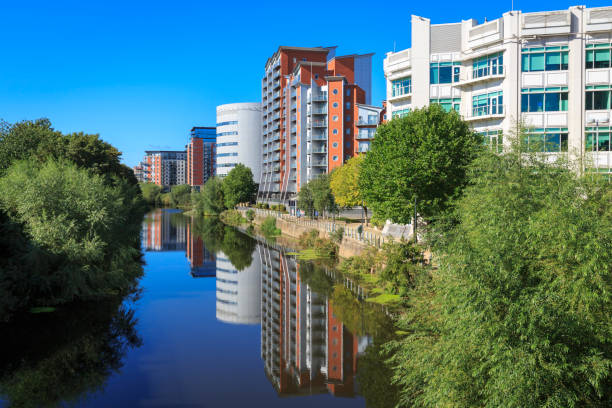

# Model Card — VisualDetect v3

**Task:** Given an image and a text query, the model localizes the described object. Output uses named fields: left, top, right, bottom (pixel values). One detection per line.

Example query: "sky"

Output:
left=0, top=0, right=609, bottom=167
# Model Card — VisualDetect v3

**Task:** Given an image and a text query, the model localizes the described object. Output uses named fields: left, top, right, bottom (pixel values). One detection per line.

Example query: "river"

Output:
left=0, top=209, right=397, bottom=408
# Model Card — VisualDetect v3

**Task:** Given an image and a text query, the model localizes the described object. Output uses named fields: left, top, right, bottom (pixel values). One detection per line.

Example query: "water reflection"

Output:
left=1, top=209, right=398, bottom=407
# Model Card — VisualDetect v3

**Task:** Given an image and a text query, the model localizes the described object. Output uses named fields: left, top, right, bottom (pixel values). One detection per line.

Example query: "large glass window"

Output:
left=472, top=52, right=504, bottom=79
left=430, top=98, right=461, bottom=113
left=392, top=77, right=412, bottom=97
left=392, top=108, right=411, bottom=119
left=478, top=130, right=504, bottom=153
left=430, top=62, right=461, bottom=84
left=522, top=46, right=569, bottom=71
left=585, top=86, right=612, bottom=110
left=586, top=43, right=612, bottom=69
left=522, top=128, right=569, bottom=152
left=521, top=88, right=569, bottom=112
left=585, top=127, right=611, bottom=152
left=472, top=91, right=503, bottom=116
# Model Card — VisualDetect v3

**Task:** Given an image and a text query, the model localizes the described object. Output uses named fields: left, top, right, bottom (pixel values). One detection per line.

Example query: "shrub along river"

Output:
left=0, top=209, right=398, bottom=407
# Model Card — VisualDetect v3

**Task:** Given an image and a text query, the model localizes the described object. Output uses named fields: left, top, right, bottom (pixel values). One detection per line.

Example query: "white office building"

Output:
left=384, top=6, right=612, bottom=174
left=215, top=103, right=262, bottom=177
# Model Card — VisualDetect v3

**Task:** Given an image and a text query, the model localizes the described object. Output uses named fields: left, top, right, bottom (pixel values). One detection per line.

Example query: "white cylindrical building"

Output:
left=215, top=102, right=262, bottom=177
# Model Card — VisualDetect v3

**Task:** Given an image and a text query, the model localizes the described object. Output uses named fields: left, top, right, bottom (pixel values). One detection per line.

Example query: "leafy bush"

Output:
left=245, top=209, right=255, bottom=222
left=329, top=227, right=344, bottom=244
left=261, top=216, right=280, bottom=237
left=140, top=182, right=161, bottom=205
left=0, top=159, right=143, bottom=320
left=170, top=184, right=191, bottom=207
left=220, top=209, right=246, bottom=226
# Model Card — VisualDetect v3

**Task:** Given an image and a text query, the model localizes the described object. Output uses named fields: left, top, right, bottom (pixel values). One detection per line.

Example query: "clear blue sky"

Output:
left=0, top=0, right=607, bottom=167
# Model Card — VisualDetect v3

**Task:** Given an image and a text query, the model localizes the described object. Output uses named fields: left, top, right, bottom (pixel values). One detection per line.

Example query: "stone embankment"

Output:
left=238, top=208, right=390, bottom=258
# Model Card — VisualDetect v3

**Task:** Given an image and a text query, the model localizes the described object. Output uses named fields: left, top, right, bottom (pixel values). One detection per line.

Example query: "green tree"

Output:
left=330, top=155, right=368, bottom=219
left=0, top=119, right=59, bottom=175
left=200, top=177, right=226, bottom=215
left=221, top=164, right=257, bottom=208
left=170, top=184, right=191, bottom=207
left=140, top=182, right=161, bottom=205
left=388, top=150, right=612, bottom=407
left=359, top=104, right=481, bottom=223
left=297, top=182, right=315, bottom=217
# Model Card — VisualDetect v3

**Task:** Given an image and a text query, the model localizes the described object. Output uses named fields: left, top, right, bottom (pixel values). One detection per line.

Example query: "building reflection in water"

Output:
left=216, top=249, right=261, bottom=324
left=258, top=243, right=371, bottom=398
left=143, top=210, right=371, bottom=399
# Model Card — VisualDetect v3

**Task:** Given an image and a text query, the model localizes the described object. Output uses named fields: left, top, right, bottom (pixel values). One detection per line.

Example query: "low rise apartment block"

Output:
left=142, top=150, right=187, bottom=187
left=384, top=5, right=612, bottom=175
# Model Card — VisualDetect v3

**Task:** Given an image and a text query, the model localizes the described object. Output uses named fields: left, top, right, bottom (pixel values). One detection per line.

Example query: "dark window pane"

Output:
left=599, top=132, right=611, bottom=151
left=545, top=92, right=560, bottom=111
left=521, top=94, right=529, bottom=112
left=529, top=93, right=544, bottom=112
left=594, top=49, right=611, bottom=68
left=530, top=53, right=545, bottom=71
left=439, top=66, right=452, bottom=84
left=586, top=133, right=595, bottom=150
left=586, top=50, right=594, bottom=69
left=586, top=91, right=593, bottom=110
left=430, top=67, right=439, bottom=84
left=593, top=91, right=611, bottom=110
left=545, top=52, right=561, bottom=71
left=545, top=133, right=560, bottom=152
left=560, top=133, right=568, bottom=152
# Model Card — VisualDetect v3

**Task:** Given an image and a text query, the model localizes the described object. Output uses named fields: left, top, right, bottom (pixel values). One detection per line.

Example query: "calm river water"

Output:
left=0, top=209, right=396, bottom=408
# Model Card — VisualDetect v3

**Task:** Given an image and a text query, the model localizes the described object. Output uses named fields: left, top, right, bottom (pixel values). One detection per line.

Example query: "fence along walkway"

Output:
left=243, top=207, right=388, bottom=249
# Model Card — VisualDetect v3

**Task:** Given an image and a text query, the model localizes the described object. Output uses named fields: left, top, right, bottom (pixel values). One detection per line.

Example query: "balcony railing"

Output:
left=457, top=65, right=506, bottom=86
left=357, top=118, right=379, bottom=126
left=309, top=120, right=327, bottom=128
left=310, top=93, right=327, bottom=102
left=466, top=105, right=505, bottom=121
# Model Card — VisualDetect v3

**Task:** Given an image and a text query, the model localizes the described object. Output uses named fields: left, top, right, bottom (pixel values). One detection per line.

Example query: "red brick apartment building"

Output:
left=258, top=46, right=383, bottom=206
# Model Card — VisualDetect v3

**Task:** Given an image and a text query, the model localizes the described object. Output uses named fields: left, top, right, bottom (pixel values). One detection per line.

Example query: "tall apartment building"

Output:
left=258, top=46, right=382, bottom=205
left=132, top=163, right=146, bottom=182
left=216, top=103, right=262, bottom=178
left=384, top=6, right=612, bottom=174
left=186, top=126, right=216, bottom=189
left=143, top=150, right=187, bottom=187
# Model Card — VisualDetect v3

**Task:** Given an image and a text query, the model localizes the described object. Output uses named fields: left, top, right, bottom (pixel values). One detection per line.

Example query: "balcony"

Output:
left=273, top=91, right=280, bottom=99
left=456, top=65, right=505, bottom=87
left=465, top=105, right=505, bottom=122
left=309, top=120, right=327, bottom=128
left=310, top=107, right=327, bottom=115
left=357, top=118, right=379, bottom=126
left=389, top=89, right=412, bottom=102
left=308, top=146, right=327, bottom=154
left=291, top=103, right=297, bottom=111
left=272, top=143, right=280, bottom=151
left=291, top=127, right=297, bottom=134
left=309, top=160, right=327, bottom=167
left=356, top=130, right=376, bottom=140
left=291, top=114, right=296, bottom=122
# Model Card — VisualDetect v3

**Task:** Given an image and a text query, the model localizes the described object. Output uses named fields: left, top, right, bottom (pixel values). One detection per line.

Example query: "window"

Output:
left=392, top=108, right=411, bottom=118
left=216, top=142, right=239, bottom=147
left=333, top=129, right=338, bottom=134
left=522, top=128, right=569, bottom=152
left=332, top=142, right=338, bottom=148
left=314, top=74, right=319, bottom=79
left=216, top=131, right=239, bottom=137
left=471, top=92, right=503, bottom=116
left=430, top=61, right=460, bottom=84
left=216, top=120, right=238, bottom=126
left=345, top=115, right=351, bottom=121
left=345, top=141, right=351, bottom=148
left=333, top=89, right=339, bottom=95
left=478, top=130, right=504, bottom=153
left=332, top=115, right=338, bottom=121
left=522, top=46, right=569, bottom=71
left=346, top=102, right=351, bottom=108
left=358, top=141, right=370, bottom=152
left=346, top=129, right=350, bottom=135
left=585, top=127, right=611, bottom=152
left=472, top=52, right=504, bottom=78
left=430, top=98, right=461, bottom=113
left=216, top=152, right=239, bottom=157
left=392, top=77, right=412, bottom=96
left=332, top=102, right=338, bottom=108
left=586, top=43, right=612, bottom=69
left=521, top=88, right=569, bottom=112
left=585, top=85, right=612, bottom=110
left=346, top=89, right=351, bottom=96
left=333, top=155, right=338, bottom=161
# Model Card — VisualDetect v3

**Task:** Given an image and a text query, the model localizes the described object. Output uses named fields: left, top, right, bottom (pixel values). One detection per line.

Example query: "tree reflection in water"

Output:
left=0, top=296, right=142, bottom=407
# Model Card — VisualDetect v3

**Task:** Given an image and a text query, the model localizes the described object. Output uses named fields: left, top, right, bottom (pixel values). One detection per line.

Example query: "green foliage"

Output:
left=359, top=104, right=482, bottom=223
left=298, top=229, right=338, bottom=259
left=378, top=239, right=425, bottom=297
left=261, top=216, right=280, bottom=237
left=245, top=209, right=255, bottom=222
left=330, top=155, right=363, bottom=208
left=170, top=184, right=191, bottom=207
left=140, top=182, right=162, bottom=206
left=221, top=164, right=256, bottom=208
left=329, top=227, right=344, bottom=244
left=298, top=174, right=337, bottom=217
left=197, top=177, right=226, bottom=215
left=0, top=159, right=144, bottom=321
left=220, top=209, right=246, bottom=226
left=298, top=261, right=335, bottom=296
left=388, top=150, right=612, bottom=407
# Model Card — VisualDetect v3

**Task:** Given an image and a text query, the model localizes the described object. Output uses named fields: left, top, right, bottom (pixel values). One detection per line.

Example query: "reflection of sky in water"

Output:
left=78, top=211, right=365, bottom=408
